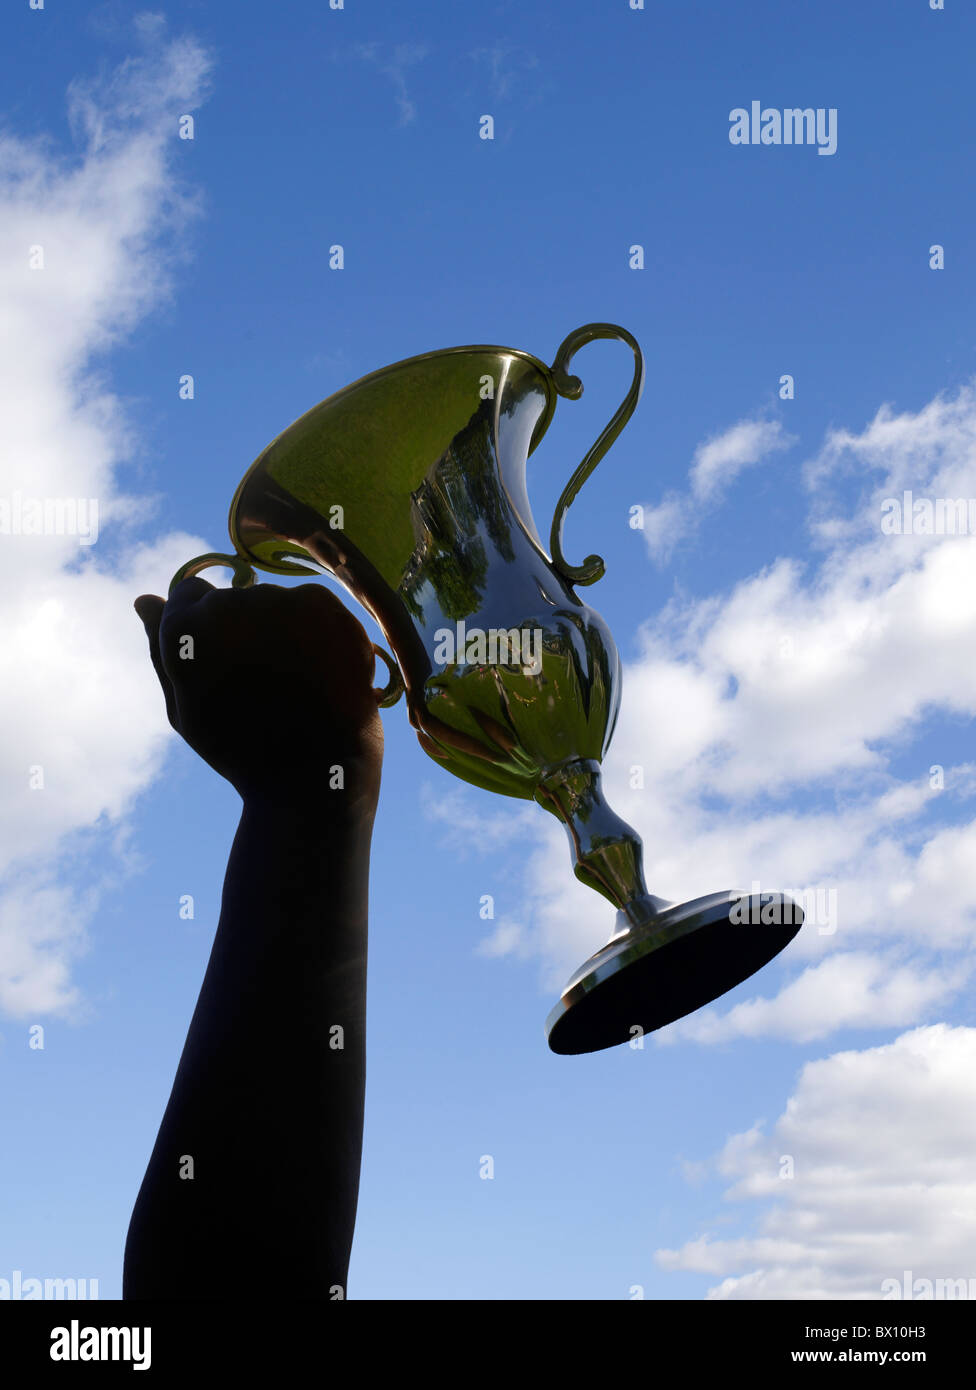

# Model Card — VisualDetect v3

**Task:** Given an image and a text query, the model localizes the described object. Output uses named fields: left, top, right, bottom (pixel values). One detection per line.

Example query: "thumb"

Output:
left=134, top=593, right=164, bottom=633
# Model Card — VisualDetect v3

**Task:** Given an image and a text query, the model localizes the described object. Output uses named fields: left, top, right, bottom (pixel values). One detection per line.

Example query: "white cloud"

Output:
left=637, top=495, right=692, bottom=564
left=420, top=782, right=537, bottom=856
left=656, top=1024, right=976, bottom=1298
left=663, top=952, right=964, bottom=1045
left=691, top=418, right=793, bottom=499
left=351, top=42, right=429, bottom=126
left=0, top=25, right=213, bottom=1016
left=469, top=45, right=540, bottom=102
left=642, top=416, right=794, bottom=561
left=474, top=920, right=528, bottom=960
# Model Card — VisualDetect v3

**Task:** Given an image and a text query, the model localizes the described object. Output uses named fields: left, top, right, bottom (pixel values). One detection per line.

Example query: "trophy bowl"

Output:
left=170, top=323, right=802, bottom=1053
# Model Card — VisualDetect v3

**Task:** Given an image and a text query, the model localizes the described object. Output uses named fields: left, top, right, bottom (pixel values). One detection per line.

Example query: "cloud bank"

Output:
left=0, top=24, right=213, bottom=1016
left=656, top=1024, right=976, bottom=1299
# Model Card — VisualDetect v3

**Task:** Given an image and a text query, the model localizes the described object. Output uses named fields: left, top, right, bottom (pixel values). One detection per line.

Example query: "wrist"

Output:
left=236, top=756, right=380, bottom=826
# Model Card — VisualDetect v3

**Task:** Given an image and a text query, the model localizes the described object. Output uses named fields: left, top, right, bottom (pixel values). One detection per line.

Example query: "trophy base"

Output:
left=545, top=891, right=802, bottom=1055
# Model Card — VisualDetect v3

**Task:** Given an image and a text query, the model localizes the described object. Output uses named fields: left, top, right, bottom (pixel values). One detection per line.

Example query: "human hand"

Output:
left=134, top=578, right=384, bottom=806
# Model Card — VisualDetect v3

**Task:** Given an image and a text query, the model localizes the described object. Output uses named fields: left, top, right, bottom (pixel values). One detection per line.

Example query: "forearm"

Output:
left=123, top=790, right=375, bottom=1299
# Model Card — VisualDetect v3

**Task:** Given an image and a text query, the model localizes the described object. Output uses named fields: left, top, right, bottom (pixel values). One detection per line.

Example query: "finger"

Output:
left=134, top=594, right=181, bottom=730
left=290, top=583, right=375, bottom=655
left=133, top=594, right=164, bottom=628
left=159, top=577, right=223, bottom=672
left=164, top=575, right=219, bottom=612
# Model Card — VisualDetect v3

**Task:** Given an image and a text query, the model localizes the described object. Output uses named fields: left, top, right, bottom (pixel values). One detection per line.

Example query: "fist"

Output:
left=135, top=578, right=384, bottom=805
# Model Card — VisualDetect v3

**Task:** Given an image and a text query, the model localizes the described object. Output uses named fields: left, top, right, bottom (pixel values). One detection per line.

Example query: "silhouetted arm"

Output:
left=123, top=578, right=383, bottom=1299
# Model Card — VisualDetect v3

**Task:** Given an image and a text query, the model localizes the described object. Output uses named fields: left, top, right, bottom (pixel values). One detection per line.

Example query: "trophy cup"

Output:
left=171, top=323, right=802, bottom=1053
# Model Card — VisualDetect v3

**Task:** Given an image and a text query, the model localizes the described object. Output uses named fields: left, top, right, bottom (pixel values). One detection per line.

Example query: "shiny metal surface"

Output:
left=545, top=891, right=803, bottom=1054
left=170, top=323, right=801, bottom=1050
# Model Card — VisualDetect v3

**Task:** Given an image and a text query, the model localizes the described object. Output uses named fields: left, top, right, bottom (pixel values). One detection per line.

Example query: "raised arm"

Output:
left=123, top=578, right=383, bottom=1300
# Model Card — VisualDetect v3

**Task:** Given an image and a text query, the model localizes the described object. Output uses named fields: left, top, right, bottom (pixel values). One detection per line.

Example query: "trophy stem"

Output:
left=534, top=760, right=667, bottom=922
left=535, top=759, right=804, bottom=1053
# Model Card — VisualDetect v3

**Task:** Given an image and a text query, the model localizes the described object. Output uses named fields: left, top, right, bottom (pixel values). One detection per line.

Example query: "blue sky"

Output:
left=2, top=0, right=976, bottom=1301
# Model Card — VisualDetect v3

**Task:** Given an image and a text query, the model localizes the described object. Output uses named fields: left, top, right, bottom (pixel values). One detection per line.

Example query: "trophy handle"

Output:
left=169, top=551, right=258, bottom=592
left=370, top=643, right=405, bottom=707
left=168, top=551, right=405, bottom=707
left=547, top=323, right=645, bottom=586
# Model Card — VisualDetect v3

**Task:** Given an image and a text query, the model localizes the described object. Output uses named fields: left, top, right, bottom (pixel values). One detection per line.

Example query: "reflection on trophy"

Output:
left=172, top=323, right=802, bottom=1053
